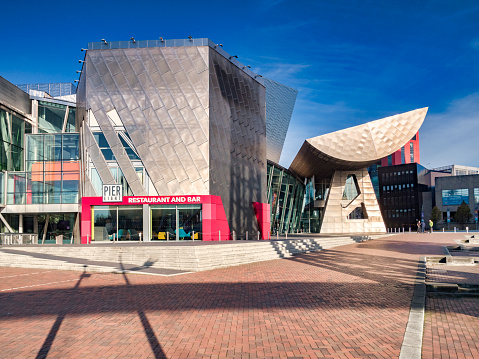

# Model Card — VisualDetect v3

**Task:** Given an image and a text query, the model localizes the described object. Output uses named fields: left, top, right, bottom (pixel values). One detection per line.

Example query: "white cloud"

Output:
left=421, top=93, right=479, bottom=168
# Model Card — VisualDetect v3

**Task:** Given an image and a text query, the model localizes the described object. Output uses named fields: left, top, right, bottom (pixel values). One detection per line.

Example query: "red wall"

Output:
left=380, top=131, right=420, bottom=166
left=80, top=195, right=231, bottom=243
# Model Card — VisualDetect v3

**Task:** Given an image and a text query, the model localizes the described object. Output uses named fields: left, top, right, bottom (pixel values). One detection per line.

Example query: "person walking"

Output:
left=429, top=219, right=433, bottom=233
left=417, top=220, right=421, bottom=233
left=421, top=220, right=425, bottom=233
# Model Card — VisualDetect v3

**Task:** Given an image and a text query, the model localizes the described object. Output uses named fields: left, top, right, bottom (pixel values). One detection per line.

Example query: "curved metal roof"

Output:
left=289, top=107, right=428, bottom=179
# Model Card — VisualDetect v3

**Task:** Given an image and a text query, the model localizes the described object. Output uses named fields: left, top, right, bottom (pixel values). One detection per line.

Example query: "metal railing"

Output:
left=0, top=233, right=38, bottom=245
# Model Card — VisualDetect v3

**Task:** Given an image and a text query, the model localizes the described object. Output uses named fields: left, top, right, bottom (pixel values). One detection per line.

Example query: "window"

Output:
left=410, top=142, right=414, bottom=163
left=401, top=146, right=405, bottom=164
left=475, top=188, right=479, bottom=205
left=442, top=189, right=469, bottom=206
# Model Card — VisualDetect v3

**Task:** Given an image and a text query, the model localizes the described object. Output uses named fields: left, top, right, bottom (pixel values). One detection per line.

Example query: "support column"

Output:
left=42, top=214, right=50, bottom=244
left=73, top=213, right=80, bottom=244
left=19, top=214, right=23, bottom=233
left=142, top=204, right=150, bottom=241
left=33, top=215, right=38, bottom=234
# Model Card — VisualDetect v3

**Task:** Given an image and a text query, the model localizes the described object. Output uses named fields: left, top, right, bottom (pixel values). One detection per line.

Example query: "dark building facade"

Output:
left=378, top=163, right=430, bottom=229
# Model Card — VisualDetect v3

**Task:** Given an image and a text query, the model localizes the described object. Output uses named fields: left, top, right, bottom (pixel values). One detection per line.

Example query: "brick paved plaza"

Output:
left=1, top=233, right=478, bottom=358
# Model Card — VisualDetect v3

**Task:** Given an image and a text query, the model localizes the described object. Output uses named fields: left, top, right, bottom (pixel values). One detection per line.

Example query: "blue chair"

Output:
left=176, top=228, right=190, bottom=239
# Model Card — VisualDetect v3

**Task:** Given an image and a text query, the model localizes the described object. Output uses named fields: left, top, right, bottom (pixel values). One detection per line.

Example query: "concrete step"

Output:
left=0, top=235, right=388, bottom=272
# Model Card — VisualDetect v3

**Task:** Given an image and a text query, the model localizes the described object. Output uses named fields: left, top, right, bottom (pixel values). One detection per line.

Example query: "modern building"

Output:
left=381, top=132, right=420, bottom=166
left=378, top=163, right=431, bottom=229
left=0, top=76, right=79, bottom=243
left=76, top=38, right=301, bottom=243
left=1, top=37, right=432, bottom=242
left=289, top=108, right=427, bottom=234
left=435, top=174, right=479, bottom=225
left=432, top=165, right=479, bottom=176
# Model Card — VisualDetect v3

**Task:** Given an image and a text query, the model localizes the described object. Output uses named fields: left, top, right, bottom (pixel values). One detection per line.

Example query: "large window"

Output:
left=151, top=204, right=202, bottom=240
left=474, top=188, right=479, bottom=205
left=0, top=108, right=30, bottom=171
left=92, top=132, right=140, bottom=161
left=38, top=101, right=76, bottom=133
left=442, top=189, right=469, bottom=206
left=92, top=206, right=143, bottom=241
left=410, top=142, right=414, bottom=163
left=7, top=133, right=80, bottom=204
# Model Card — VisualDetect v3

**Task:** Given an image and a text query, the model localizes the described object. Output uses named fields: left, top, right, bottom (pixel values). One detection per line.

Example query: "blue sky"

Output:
left=1, top=0, right=478, bottom=168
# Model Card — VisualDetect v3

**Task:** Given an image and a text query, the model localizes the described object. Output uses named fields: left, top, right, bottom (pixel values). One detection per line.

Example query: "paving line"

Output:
left=0, top=279, right=79, bottom=292
left=399, top=256, right=426, bottom=359
left=0, top=270, right=54, bottom=279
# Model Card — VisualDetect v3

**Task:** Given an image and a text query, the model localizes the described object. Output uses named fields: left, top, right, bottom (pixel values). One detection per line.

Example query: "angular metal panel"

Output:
left=208, top=48, right=267, bottom=236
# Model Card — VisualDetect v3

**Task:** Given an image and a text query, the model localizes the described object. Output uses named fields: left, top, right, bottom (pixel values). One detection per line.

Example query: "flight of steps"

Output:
left=0, top=235, right=391, bottom=273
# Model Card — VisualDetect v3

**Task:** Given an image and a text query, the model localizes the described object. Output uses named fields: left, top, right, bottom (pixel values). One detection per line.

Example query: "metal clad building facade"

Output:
left=77, top=39, right=268, bottom=241
left=263, top=77, right=297, bottom=163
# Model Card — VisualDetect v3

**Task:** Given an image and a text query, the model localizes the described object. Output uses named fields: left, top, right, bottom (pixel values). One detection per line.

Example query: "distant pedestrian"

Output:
left=421, top=220, right=425, bottom=233
left=429, top=219, right=433, bottom=233
left=417, top=220, right=421, bottom=233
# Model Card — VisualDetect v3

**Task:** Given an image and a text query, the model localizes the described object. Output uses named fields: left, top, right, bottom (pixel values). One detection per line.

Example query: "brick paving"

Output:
left=427, top=265, right=479, bottom=285
left=0, top=233, right=473, bottom=359
left=423, top=297, right=479, bottom=359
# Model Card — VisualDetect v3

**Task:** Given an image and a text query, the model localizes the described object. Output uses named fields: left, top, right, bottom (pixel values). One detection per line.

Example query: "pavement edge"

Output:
left=399, top=255, right=426, bottom=359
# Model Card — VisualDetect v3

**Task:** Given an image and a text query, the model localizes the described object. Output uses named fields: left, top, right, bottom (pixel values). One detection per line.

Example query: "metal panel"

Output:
left=208, top=48, right=267, bottom=236
left=262, top=77, right=298, bottom=163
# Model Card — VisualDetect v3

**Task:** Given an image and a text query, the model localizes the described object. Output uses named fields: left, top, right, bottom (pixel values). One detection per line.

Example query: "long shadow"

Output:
left=35, top=267, right=91, bottom=359
left=119, top=261, right=167, bottom=359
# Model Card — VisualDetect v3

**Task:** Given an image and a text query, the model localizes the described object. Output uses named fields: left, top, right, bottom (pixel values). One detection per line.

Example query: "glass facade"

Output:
left=38, top=101, right=76, bottom=133
left=6, top=133, right=80, bottom=204
left=92, top=206, right=143, bottom=241
left=151, top=204, right=202, bottom=240
left=0, top=108, right=30, bottom=172
left=442, top=189, right=469, bottom=206
left=267, top=161, right=305, bottom=234
left=38, top=213, right=76, bottom=244
left=0, top=171, right=4, bottom=204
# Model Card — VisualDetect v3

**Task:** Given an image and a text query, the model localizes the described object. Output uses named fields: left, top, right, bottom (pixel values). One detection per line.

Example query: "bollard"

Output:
left=277, top=232, right=279, bottom=240
left=402, top=228, right=404, bottom=233
left=285, top=232, right=288, bottom=239
left=232, top=231, right=235, bottom=241
left=409, top=227, right=411, bottom=233
left=219, top=230, right=221, bottom=241
left=443, top=228, right=444, bottom=233
left=139, top=232, right=142, bottom=242
left=192, top=231, right=195, bottom=241
left=257, top=231, right=260, bottom=240
left=454, top=227, right=456, bottom=233
left=466, top=227, right=469, bottom=233
left=246, top=231, right=248, bottom=241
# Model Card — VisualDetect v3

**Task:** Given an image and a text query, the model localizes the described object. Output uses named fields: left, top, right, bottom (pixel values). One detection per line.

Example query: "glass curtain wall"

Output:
left=38, top=213, right=76, bottom=244
left=7, top=133, right=80, bottom=204
left=0, top=108, right=31, bottom=172
left=151, top=204, right=202, bottom=241
left=92, top=206, right=143, bottom=241
left=267, top=161, right=305, bottom=234
left=38, top=101, right=76, bottom=133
